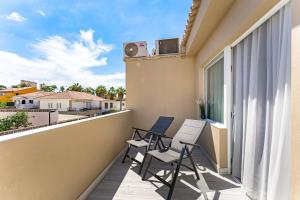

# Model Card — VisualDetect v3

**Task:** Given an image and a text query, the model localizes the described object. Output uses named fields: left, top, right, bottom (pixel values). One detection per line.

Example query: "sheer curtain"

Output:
left=231, top=3, right=291, bottom=200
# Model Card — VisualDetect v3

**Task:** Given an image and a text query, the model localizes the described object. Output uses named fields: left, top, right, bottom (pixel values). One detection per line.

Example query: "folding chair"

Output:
left=142, top=119, right=206, bottom=200
left=122, top=116, right=174, bottom=174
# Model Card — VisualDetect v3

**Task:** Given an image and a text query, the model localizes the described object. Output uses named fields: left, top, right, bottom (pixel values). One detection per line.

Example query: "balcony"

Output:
left=0, top=110, right=246, bottom=200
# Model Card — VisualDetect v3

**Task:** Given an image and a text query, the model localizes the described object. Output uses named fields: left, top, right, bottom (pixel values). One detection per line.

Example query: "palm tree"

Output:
left=116, top=87, right=126, bottom=110
left=83, top=87, right=95, bottom=95
left=40, top=84, right=57, bottom=92
left=67, top=83, right=83, bottom=92
left=59, top=86, right=65, bottom=92
left=96, top=85, right=107, bottom=98
left=107, top=87, right=116, bottom=100
left=0, top=85, right=7, bottom=90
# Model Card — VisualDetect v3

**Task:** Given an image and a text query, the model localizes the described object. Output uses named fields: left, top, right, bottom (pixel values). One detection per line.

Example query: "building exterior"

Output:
left=13, top=91, right=55, bottom=109
left=0, top=1, right=298, bottom=200
left=0, top=87, right=38, bottom=104
left=101, top=99, right=126, bottom=113
left=0, top=80, right=38, bottom=104
left=38, top=91, right=104, bottom=112
left=125, top=0, right=297, bottom=199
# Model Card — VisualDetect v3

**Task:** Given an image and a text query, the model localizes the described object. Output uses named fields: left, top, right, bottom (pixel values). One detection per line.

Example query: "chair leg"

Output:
left=142, top=156, right=153, bottom=180
left=122, top=146, right=131, bottom=163
left=138, top=147, right=148, bottom=174
left=189, top=155, right=200, bottom=180
left=167, top=147, right=185, bottom=200
left=186, top=148, right=200, bottom=180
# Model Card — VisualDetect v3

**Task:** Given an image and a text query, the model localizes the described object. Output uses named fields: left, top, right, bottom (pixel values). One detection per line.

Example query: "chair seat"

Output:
left=127, top=139, right=149, bottom=147
left=148, top=149, right=181, bottom=163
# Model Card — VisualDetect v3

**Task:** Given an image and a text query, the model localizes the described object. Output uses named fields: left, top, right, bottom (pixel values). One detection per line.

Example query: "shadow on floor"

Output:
left=87, top=148, right=242, bottom=200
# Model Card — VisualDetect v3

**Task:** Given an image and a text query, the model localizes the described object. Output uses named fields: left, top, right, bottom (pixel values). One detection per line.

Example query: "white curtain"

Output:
left=231, top=3, right=291, bottom=200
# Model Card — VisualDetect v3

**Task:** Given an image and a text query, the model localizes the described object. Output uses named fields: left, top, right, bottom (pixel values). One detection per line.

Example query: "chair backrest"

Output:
left=144, top=116, right=174, bottom=140
left=171, top=119, right=206, bottom=152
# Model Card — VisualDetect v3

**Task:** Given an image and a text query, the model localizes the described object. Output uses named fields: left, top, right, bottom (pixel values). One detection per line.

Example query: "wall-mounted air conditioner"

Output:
left=123, top=41, right=148, bottom=58
left=155, top=38, right=180, bottom=55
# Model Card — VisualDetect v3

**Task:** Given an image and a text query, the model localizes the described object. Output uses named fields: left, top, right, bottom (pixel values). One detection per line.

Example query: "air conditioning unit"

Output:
left=155, top=38, right=180, bottom=55
left=123, top=41, right=148, bottom=58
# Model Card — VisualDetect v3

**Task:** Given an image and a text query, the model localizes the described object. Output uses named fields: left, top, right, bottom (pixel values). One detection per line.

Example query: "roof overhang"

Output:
left=183, top=0, right=235, bottom=56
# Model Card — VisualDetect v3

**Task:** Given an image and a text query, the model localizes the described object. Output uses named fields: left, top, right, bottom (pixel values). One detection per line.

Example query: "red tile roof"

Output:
left=38, top=91, right=105, bottom=101
left=13, top=91, right=55, bottom=99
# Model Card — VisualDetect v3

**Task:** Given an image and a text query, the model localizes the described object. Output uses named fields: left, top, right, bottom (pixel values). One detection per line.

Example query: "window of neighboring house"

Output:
left=205, top=55, right=224, bottom=123
left=29, top=100, right=33, bottom=104
left=57, top=103, right=61, bottom=109
left=48, top=103, right=53, bottom=109
left=21, top=100, right=26, bottom=104
left=105, top=103, right=108, bottom=109
left=110, top=102, right=113, bottom=108
left=86, top=102, right=91, bottom=108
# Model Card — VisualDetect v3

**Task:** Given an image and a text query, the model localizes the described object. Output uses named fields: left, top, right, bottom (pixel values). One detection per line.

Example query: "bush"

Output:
left=0, top=102, right=6, bottom=108
left=0, top=112, right=31, bottom=132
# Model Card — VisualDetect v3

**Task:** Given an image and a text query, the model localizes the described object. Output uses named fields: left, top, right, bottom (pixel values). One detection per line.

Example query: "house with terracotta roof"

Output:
left=12, top=91, right=55, bottom=109
left=37, top=91, right=104, bottom=112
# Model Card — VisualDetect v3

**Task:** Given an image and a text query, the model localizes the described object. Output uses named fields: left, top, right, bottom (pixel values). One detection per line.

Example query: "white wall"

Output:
left=71, top=101, right=87, bottom=111
left=15, top=97, right=39, bottom=109
left=91, top=100, right=101, bottom=109
left=39, top=99, right=70, bottom=111
left=101, top=100, right=119, bottom=112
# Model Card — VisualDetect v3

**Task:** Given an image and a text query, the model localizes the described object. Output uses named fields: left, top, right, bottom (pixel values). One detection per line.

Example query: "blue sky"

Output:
left=0, top=0, right=191, bottom=88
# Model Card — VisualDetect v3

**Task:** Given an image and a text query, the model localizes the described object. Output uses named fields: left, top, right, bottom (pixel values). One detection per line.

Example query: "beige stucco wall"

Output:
left=125, top=55, right=196, bottom=136
left=199, top=123, right=227, bottom=170
left=0, top=110, right=132, bottom=200
left=291, top=0, right=300, bottom=199
left=194, top=0, right=280, bottom=68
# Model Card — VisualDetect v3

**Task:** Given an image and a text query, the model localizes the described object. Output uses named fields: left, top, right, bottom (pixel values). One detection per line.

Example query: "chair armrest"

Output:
left=149, top=131, right=173, bottom=139
left=179, top=141, right=201, bottom=148
left=132, top=127, right=149, bottom=132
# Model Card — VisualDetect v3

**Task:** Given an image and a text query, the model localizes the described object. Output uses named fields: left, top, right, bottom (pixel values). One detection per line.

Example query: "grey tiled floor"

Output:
left=87, top=147, right=248, bottom=200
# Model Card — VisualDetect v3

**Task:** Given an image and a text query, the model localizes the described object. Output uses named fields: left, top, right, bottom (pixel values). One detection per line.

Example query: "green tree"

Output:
left=12, top=83, right=28, bottom=88
left=59, top=86, right=65, bottom=92
left=41, top=84, right=57, bottom=92
left=83, top=87, right=95, bottom=95
left=0, top=85, right=7, bottom=90
left=116, top=87, right=126, bottom=110
left=67, top=83, right=83, bottom=92
left=19, top=82, right=28, bottom=87
left=116, top=87, right=126, bottom=100
left=107, top=87, right=116, bottom=100
left=95, top=85, right=107, bottom=98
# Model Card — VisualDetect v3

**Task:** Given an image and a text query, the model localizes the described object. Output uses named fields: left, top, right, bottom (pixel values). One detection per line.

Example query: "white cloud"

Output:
left=0, top=29, right=124, bottom=88
left=37, top=10, right=46, bottom=17
left=6, top=12, right=26, bottom=22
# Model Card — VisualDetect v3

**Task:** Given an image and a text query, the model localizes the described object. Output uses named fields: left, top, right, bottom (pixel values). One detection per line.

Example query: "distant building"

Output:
left=37, top=91, right=104, bottom=112
left=13, top=91, right=55, bottom=109
left=0, top=87, right=38, bottom=105
left=101, top=99, right=126, bottom=113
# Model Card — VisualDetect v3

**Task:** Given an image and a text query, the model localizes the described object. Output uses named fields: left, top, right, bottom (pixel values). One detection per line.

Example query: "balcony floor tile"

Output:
left=87, top=147, right=248, bottom=200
